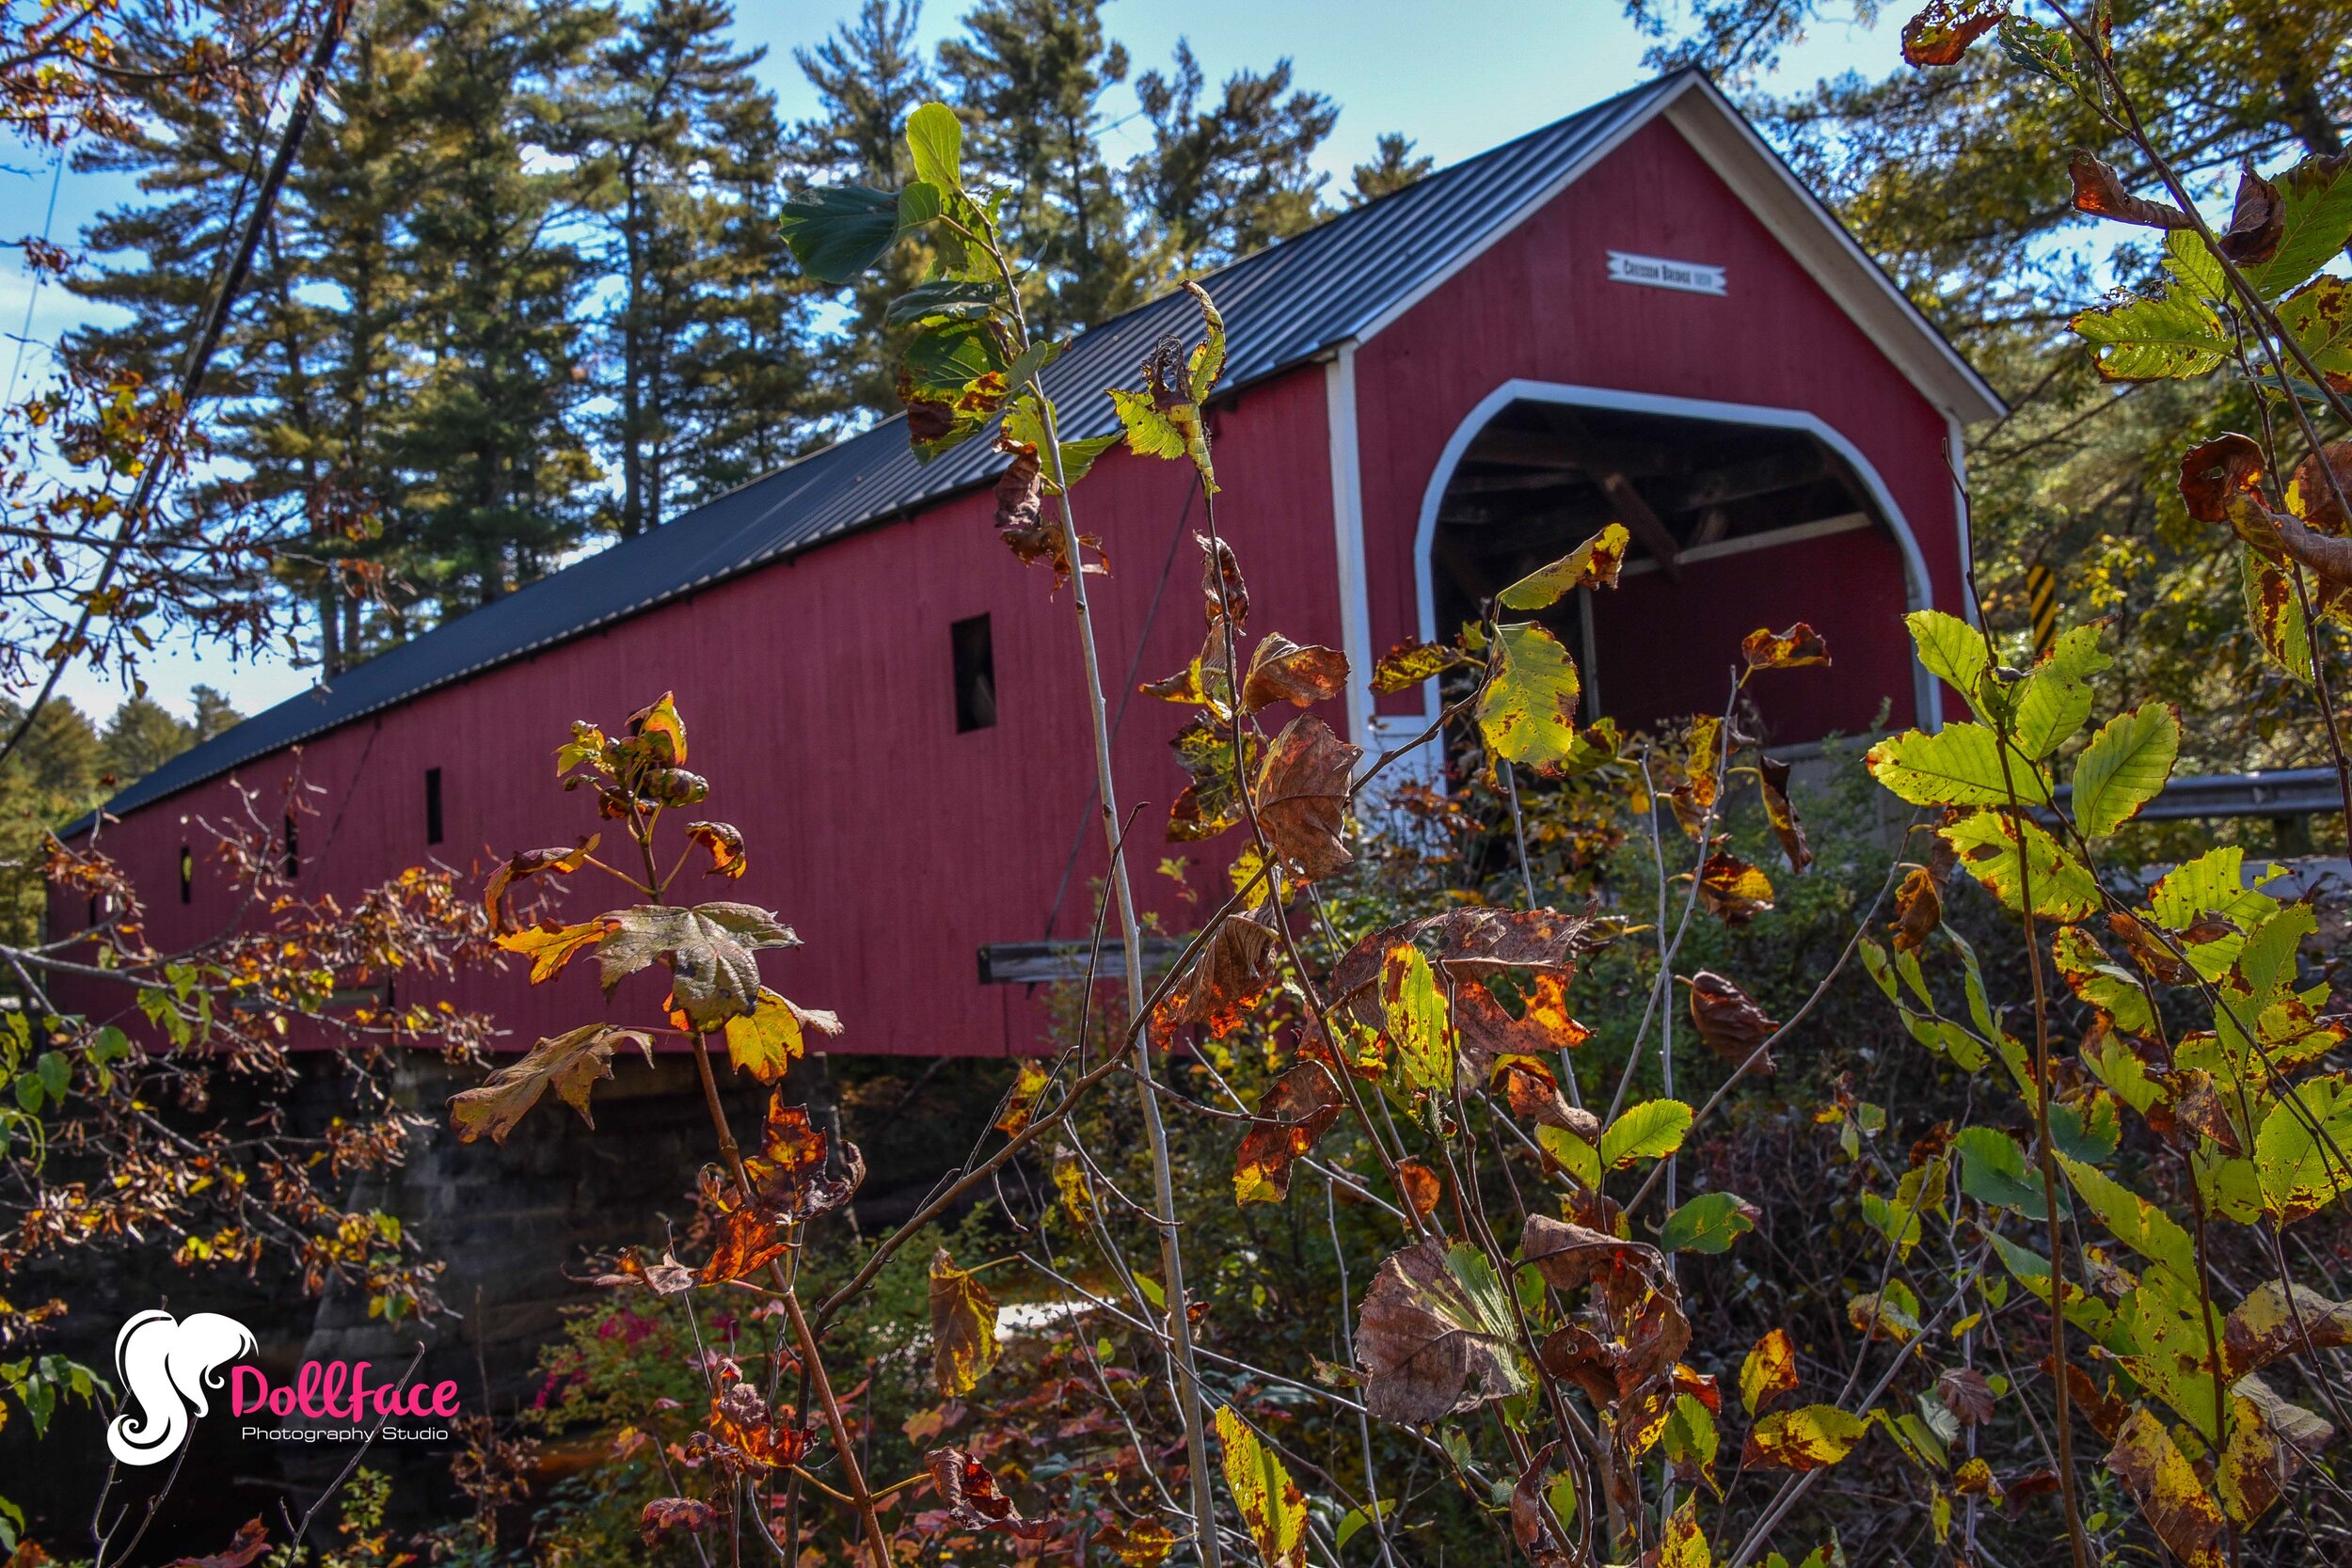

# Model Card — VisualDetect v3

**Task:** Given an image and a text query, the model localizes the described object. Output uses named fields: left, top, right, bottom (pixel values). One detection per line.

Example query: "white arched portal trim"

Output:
left=1366, top=379, right=1945, bottom=768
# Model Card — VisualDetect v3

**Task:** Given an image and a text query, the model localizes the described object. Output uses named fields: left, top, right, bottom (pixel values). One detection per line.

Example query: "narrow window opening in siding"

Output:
left=283, top=813, right=299, bottom=879
left=180, top=846, right=194, bottom=904
left=952, top=614, right=998, bottom=733
left=425, top=768, right=444, bottom=845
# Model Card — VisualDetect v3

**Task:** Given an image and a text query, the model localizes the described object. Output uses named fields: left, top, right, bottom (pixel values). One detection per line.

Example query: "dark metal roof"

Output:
left=89, top=69, right=1964, bottom=825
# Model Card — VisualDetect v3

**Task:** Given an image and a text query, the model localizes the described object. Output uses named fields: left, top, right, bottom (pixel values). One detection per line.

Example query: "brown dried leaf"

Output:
left=1519, top=1214, right=1669, bottom=1313
left=2221, top=1281, right=2352, bottom=1383
left=2217, top=163, right=2285, bottom=264
left=1355, top=1237, right=1530, bottom=1425
left=1242, top=634, right=1349, bottom=713
left=2220, top=1379, right=2333, bottom=1527
left=1937, top=1366, right=1995, bottom=1425
left=1396, top=1159, right=1443, bottom=1223
left=1162, top=911, right=1280, bottom=1037
left=2179, top=433, right=2267, bottom=525
left=1900, top=0, right=2005, bottom=67
left=2067, top=150, right=2195, bottom=230
left=593, top=903, right=800, bottom=1028
left=1687, top=971, right=1779, bottom=1073
left=1890, top=866, right=1942, bottom=954
left=1255, top=715, right=1360, bottom=879
left=448, top=1024, right=655, bottom=1145
left=928, top=1446, right=1055, bottom=1540
left=1511, top=1443, right=1579, bottom=1568
left=1233, top=1061, right=1344, bottom=1205
left=164, top=1519, right=269, bottom=1568
left=1428, top=906, right=1609, bottom=980
left=639, top=1497, right=717, bottom=1547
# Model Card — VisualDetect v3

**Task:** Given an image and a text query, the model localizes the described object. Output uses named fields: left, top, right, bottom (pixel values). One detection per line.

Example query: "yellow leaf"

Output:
left=1740, top=1327, right=1799, bottom=1415
left=1475, top=622, right=1582, bottom=772
left=723, top=989, right=840, bottom=1082
left=1740, top=1404, right=1869, bottom=1471
left=929, top=1248, right=999, bottom=1397
left=1216, top=1406, right=1307, bottom=1568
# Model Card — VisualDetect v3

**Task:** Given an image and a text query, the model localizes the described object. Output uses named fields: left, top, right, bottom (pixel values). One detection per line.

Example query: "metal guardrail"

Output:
left=2055, top=768, right=2341, bottom=821
left=977, top=937, right=1187, bottom=986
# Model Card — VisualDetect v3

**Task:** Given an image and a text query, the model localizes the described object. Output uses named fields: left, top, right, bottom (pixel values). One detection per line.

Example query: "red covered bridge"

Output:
left=60, top=71, right=2001, bottom=1057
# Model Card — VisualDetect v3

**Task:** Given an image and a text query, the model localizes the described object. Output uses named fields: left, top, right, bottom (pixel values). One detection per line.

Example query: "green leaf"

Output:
left=1538, top=1121, right=1601, bottom=1189
left=1742, top=1404, right=1870, bottom=1471
left=1905, top=610, right=1990, bottom=711
left=1496, top=524, right=1629, bottom=610
left=2254, top=1074, right=2352, bottom=1222
left=1049, top=435, right=1119, bottom=491
left=2069, top=289, right=2231, bottom=381
left=1659, top=1190, right=1759, bottom=1253
left=1866, top=723, right=2049, bottom=808
left=1108, top=387, right=1186, bottom=459
left=2162, top=229, right=2224, bottom=300
left=1475, top=623, right=1582, bottom=773
left=2241, top=548, right=2314, bottom=681
left=2049, top=1093, right=2122, bottom=1164
left=1598, top=1099, right=1692, bottom=1169
left=2011, top=623, right=2110, bottom=758
left=1954, top=1126, right=2054, bottom=1219
left=2243, top=152, right=2352, bottom=300
left=1216, top=1406, right=1309, bottom=1568
left=1938, top=810, right=2103, bottom=922
left=2277, top=274, right=2352, bottom=382
left=2058, top=1153, right=2195, bottom=1278
left=1185, top=281, right=1228, bottom=403
left=883, top=279, right=998, bottom=327
left=1335, top=1499, right=1394, bottom=1549
left=2071, top=704, right=2180, bottom=836
left=1381, top=944, right=1452, bottom=1096
left=904, top=102, right=963, bottom=193
left=778, top=183, right=905, bottom=283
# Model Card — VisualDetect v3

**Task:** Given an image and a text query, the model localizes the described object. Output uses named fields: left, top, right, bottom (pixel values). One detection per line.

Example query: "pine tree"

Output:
left=1129, top=41, right=1338, bottom=273
left=1348, top=132, right=1433, bottom=206
left=938, top=0, right=1136, bottom=335
left=792, top=0, right=936, bottom=419
left=395, top=0, right=606, bottom=610
left=190, top=685, right=243, bottom=742
left=576, top=0, right=799, bottom=536
left=98, top=696, right=194, bottom=784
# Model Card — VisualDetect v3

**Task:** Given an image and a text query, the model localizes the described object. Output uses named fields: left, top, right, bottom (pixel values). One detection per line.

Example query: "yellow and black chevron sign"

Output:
left=2025, top=562, right=2057, bottom=657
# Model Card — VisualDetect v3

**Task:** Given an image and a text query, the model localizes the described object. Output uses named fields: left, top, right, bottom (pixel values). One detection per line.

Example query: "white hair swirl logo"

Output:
left=106, top=1308, right=257, bottom=1466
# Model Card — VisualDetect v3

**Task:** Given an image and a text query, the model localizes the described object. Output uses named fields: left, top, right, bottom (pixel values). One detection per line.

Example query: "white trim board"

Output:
left=1325, top=345, right=1375, bottom=751
left=1405, top=379, right=1945, bottom=736
left=1616, top=512, right=1871, bottom=576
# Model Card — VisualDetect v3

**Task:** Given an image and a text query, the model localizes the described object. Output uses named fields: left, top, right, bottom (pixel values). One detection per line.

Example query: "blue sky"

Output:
left=1, top=0, right=1906, bottom=725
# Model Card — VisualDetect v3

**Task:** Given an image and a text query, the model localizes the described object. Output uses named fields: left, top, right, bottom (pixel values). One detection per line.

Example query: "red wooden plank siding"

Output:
left=62, top=365, right=1343, bottom=1057
left=1352, top=117, right=1961, bottom=728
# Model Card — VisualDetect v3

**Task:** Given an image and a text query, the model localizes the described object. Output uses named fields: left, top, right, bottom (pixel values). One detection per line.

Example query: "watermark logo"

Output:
left=107, top=1308, right=257, bottom=1466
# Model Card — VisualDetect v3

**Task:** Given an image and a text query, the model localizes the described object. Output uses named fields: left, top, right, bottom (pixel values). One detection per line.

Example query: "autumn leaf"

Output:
left=1371, top=636, right=1471, bottom=694
left=1233, top=1061, right=1343, bottom=1205
left=497, top=916, right=618, bottom=983
left=593, top=902, right=799, bottom=1028
left=2106, top=1406, right=2227, bottom=1568
left=1168, top=717, right=1262, bottom=840
left=2067, top=150, right=2194, bottom=231
left=1658, top=1496, right=1709, bottom=1568
left=1426, top=905, right=1608, bottom=979
left=1496, top=523, right=1629, bottom=610
left=164, top=1518, right=270, bottom=1568
left=1889, top=866, right=1941, bottom=955
left=482, top=835, right=598, bottom=930
left=627, top=690, right=687, bottom=766
left=448, top=1023, right=654, bottom=1144
left=639, top=1497, right=717, bottom=1547
left=1242, top=634, right=1348, bottom=712
left=930, top=1248, right=1000, bottom=1397
left=1519, top=1214, right=1671, bottom=1305
left=1937, top=810, right=2102, bottom=922
left=2221, top=1280, right=2352, bottom=1382
left=1355, top=1238, right=1530, bottom=1424
left=2218, top=1383, right=2331, bottom=1527
left=1161, top=911, right=1280, bottom=1037
left=1758, top=753, right=1811, bottom=873
left=1687, top=971, right=1778, bottom=1073
left=1396, top=1159, right=1443, bottom=1223
left=1381, top=944, right=1453, bottom=1095
left=1742, top=624, right=1831, bottom=670
left=996, top=1059, right=1051, bottom=1135
left=1216, top=1406, right=1308, bottom=1568
left=1598, top=1099, right=1692, bottom=1167
left=723, top=988, right=841, bottom=1082
left=1696, top=852, right=1774, bottom=927
left=684, top=820, right=747, bottom=879
left=1741, top=1404, right=1870, bottom=1471
left=1052, top=1143, right=1097, bottom=1226
left=1475, top=622, right=1582, bottom=773
left=927, top=1446, right=1054, bottom=1539
left=1899, top=0, right=2006, bottom=67
left=1511, top=1443, right=1578, bottom=1568
left=1936, top=1367, right=1995, bottom=1425
left=1095, top=1519, right=1178, bottom=1567
left=1658, top=1192, right=1758, bottom=1254
left=1740, top=1328, right=1799, bottom=1415
left=1255, top=714, right=1359, bottom=879
left=2216, top=163, right=2285, bottom=265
